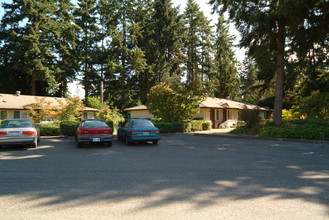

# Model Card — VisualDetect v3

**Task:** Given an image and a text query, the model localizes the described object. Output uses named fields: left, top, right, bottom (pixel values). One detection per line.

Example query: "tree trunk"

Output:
left=31, top=69, right=36, bottom=95
left=274, top=20, right=285, bottom=126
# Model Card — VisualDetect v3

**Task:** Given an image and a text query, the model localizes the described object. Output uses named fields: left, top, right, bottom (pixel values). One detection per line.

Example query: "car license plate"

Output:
left=143, top=132, right=149, bottom=135
left=9, top=131, right=20, bottom=136
left=92, top=138, right=101, bottom=142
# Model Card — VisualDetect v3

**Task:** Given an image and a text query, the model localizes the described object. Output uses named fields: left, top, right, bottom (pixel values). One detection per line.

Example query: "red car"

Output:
left=76, top=119, right=113, bottom=148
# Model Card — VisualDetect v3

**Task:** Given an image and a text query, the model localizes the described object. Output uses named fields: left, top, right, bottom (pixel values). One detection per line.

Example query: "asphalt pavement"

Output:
left=0, top=134, right=328, bottom=220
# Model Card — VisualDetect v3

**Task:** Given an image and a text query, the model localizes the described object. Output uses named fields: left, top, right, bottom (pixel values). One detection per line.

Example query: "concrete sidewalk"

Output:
left=193, top=128, right=235, bottom=135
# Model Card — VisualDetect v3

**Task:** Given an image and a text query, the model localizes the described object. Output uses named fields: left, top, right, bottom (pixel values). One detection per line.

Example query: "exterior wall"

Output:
left=83, top=112, right=95, bottom=120
left=127, top=108, right=270, bottom=126
left=1, top=109, right=96, bottom=121
left=192, top=108, right=209, bottom=120
left=130, top=110, right=154, bottom=119
left=0, top=110, right=29, bottom=120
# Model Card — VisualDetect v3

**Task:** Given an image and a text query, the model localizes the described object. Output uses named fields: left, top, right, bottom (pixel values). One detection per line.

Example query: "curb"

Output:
left=193, top=132, right=329, bottom=145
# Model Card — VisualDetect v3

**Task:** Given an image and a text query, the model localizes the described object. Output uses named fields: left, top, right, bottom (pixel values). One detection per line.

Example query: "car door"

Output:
left=118, top=120, right=130, bottom=139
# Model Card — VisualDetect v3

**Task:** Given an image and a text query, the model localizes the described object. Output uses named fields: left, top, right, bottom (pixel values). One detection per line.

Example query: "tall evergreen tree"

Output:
left=150, top=0, right=184, bottom=85
left=74, top=0, right=100, bottom=99
left=183, top=0, right=204, bottom=84
left=53, top=0, right=79, bottom=97
left=211, top=15, right=239, bottom=99
left=209, top=0, right=329, bottom=125
left=1, top=0, right=59, bottom=95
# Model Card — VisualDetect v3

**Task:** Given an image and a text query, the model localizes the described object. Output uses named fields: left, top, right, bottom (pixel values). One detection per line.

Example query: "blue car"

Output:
left=117, top=119, right=160, bottom=145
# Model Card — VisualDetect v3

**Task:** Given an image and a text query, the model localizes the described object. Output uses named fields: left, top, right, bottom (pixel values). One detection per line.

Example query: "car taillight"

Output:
left=131, top=131, right=137, bottom=135
left=156, top=130, right=160, bottom=134
left=104, top=129, right=112, bottom=134
left=79, top=130, right=89, bottom=135
left=22, top=131, right=35, bottom=135
left=0, top=131, right=7, bottom=136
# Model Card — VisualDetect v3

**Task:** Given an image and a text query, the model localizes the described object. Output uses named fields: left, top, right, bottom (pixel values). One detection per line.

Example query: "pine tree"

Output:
left=74, top=0, right=100, bottom=99
left=1, top=0, right=59, bottom=95
left=150, top=0, right=184, bottom=84
left=53, top=0, right=79, bottom=97
left=211, top=15, right=239, bottom=99
left=209, top=0, right=329, bottom=125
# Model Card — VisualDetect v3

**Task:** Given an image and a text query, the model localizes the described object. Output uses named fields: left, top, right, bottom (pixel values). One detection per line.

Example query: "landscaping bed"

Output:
left=230, top=119, right=329, bottom=141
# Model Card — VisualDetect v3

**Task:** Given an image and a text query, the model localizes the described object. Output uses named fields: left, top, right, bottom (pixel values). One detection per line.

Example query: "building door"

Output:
left=210, top=109, right=215, bottom=128
left=223, top=109, right=228, bottom=121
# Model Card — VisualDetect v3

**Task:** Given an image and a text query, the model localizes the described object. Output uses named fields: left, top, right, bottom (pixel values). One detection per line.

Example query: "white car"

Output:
left=0, top=119, right=40, bottom=148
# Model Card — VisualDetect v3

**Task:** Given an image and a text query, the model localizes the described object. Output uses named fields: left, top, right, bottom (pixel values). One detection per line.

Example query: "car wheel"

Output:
left=107, top=141, right=113, bottom=147
left=153, top=140, right=159, bottom=145
left=125, top=136, right=131, bottom=145
left=30, top=138, right=37, bottom=148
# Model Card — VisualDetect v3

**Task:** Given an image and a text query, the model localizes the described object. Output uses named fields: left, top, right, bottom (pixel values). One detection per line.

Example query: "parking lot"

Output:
left=0, top=134, right=329, bottom=219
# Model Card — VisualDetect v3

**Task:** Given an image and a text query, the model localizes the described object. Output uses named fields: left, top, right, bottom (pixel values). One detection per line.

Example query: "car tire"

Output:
left=30, top=138, right=37, bottom=148
left=153, top=140, right=159, bottom=145
left=107, top=141, right=113, bottom=147
left=125, top=136, right=131, bottom=145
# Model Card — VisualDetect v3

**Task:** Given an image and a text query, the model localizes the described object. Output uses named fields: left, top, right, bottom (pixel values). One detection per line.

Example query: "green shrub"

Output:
left=230, top=126, right=252, bottom=135
left=60, top=121, right=80, bottom=136
left=39, top=124, right=61, bottom=136
left=259, top=119, right=329, bottom=140
left=152, top=120, right=210, bottom=133
left=153, top=121, right=185, bottom=133
left=202, top=121, right=212, bottom=130
left=188, top=120, right=203, bottom=131
left=240, top=109, right=261, bottom=128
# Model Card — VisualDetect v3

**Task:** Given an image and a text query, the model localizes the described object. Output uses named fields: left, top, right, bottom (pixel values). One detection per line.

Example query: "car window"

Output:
left=131, top=120, right=154, bottom=127
left=2, top=120, right=33, bottom=128
left=82, top=120, right=108, bottom=127
left=121, top=121, right=128, bottom=128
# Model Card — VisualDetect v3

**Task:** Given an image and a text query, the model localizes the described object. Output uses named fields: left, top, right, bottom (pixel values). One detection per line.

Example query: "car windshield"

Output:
left=82, top=120, right=108, bottom=127
left=132, top=120, right=154, bottom=127
left=1, top=120, right=33, bottom=128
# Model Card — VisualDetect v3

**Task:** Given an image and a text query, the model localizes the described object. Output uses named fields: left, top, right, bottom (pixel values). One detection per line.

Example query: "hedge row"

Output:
left=153, top=120, right=212, bottom=133
left=39, top=120, right=115, bottom=136
left=231, top=119, right=329, bottom=141
left=39, top=120, right=212, bottom=136
left=39, top=123, right=61, bottom=136
left=259, top=119, right=329, bottom=140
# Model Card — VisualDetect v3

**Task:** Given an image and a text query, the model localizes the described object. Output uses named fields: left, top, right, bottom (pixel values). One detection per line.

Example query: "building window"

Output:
left=83, top=112, right=88, bottom=119
left=13, top=111, right=21, bottom=119
left=228, top=110, right=233, bottom=120
left=21, top=111, right=28, bottom=119
left=0, top=111, right=7, bottom=120
left=216, top=109, right=223, bottom=121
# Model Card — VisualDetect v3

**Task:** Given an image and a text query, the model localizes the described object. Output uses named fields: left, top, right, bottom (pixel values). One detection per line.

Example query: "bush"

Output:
left=39, top=124, right=61, bottom=136
left=153, top=121, right=185, bottom=133
left=202, top=121, right=212, bottom=130
left=105, top=120, right=114, bottom=129
left=240, top=109, right=261, bottom=128
left=60, top=121, right=80, bottom=136
left=188, top=120, right=203, bottom=131
left=152, top=120, right=210, bottom=133
left=259, top=119, right=329, bottom=140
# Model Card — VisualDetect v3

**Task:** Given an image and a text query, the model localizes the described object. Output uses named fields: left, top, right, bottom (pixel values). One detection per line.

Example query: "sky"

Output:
left=0, top=0, right=245, bottom=98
